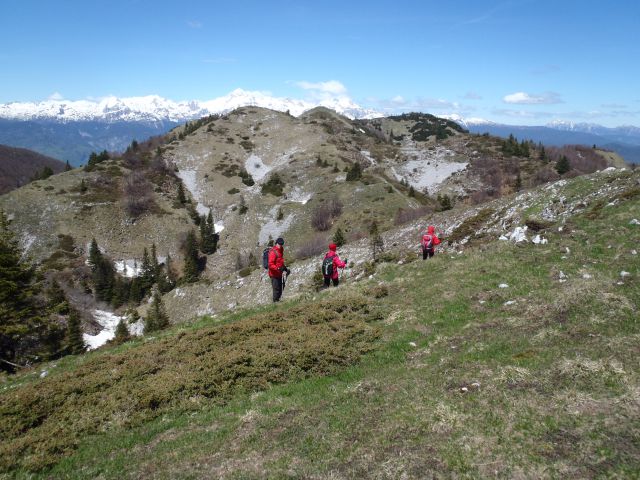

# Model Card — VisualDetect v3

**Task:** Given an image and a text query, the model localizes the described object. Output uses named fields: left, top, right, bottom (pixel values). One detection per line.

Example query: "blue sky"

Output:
left=1, top=0, right=638, bottom=126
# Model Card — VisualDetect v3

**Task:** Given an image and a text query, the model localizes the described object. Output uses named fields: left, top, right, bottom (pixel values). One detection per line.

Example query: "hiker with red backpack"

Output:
left=421, top=225, right=441, bottom=260
left=267, top=237, right=290, bottom=302
left=322, top=243, right=347, bottom=288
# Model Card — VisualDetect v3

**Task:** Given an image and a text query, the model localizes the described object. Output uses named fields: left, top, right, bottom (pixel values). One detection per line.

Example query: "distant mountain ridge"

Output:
left=0, top=89, right=382, bottom=123
left=0, top=90, right=382, bottom=165
left=457, top=118, right=640, bottom=164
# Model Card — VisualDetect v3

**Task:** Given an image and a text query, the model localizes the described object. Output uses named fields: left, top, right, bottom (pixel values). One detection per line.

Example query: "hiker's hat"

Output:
left=276, top=237, right=285, bottom=245
left=329, top=243, right=337, bottom=251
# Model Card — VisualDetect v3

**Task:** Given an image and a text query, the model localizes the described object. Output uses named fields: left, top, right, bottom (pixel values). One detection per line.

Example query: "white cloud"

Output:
left=295, top=80, right=347, bottom=95
left=47, top=92, right=64, bottom=101
left=503, top=91, right=563, bottom=105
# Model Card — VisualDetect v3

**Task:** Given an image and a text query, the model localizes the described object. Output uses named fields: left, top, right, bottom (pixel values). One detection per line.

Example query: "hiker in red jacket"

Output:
left=421, top=225, right=441, bottom=260
left=268, top=237, right=290, bottom=302
left=322, top=243, right=347, bottom=288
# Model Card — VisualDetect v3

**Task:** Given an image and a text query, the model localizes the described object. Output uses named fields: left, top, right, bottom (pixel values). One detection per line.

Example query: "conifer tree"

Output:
left=333, top=227, right=346, bottom=248
left=556, top=155, right=571, bottom=175
left=114, top=318, right=130, bottom=344
left=369, top=221, right=384, bottom=262
left=176, top=182, right=187, bottom=205
left=88, top=239, right=115, bottom=302
left=182, top=230, right=200, bottom=283
left=65, top=160, right=72, bottom=171
left=46, top=280, right=69, bottom=314
left=144, top=289, right=169, bottom=334
left=151, top=243, right=160, bottom=279
left=66, top=309, right=86, bottom=355
left=140, top=247, right=155, bottom=292
left=0, top=211, right=41, bottom=372
left=201, top=211, right=218, bottom=254
left=346, top=162, right=362, bottom=181
left=515, top=173, right=522, bottom=192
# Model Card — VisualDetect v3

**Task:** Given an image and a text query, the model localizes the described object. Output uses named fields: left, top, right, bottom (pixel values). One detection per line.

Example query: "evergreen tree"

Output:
left=556, top=155, right=571, bottom=175
left=182, top=230, right=200, bottom=283
left=369, top=221, right=384, bottom=262
left=65, top=160, right=72, bottom=171
left=88, top=238, right=101, bottom=268
left=201, top=211, right=218, bottom=254
left=88, top=239, right=115, bottom=302
left=111, top=277, right=130, bottom=308
left=515, top=173, right=522, bottom=192
left=176, top=182, right=187, bottom=205
left=333, top=227, right=346, bottom=248
left=437, top=194, right=453, bottom=211
left=113, top=318, right=131, bottom=344
left=0, top=211, right=41, bottom=372
left=151, top=243, right=160, bottom=279
left=140, top=247, right=155, bottom=292
left=46, top=280, right=69, bottom=314
left=346, top=162, right=362, bottom=181
left=144, top=290, right=169, bottom=334
left=65, top=309, right=86, bottom=355
left=128, top=277, right=144, bottom=304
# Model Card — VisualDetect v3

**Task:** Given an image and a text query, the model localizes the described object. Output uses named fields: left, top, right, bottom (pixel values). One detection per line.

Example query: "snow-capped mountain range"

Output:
left=0, top=89, right=382, bottom=123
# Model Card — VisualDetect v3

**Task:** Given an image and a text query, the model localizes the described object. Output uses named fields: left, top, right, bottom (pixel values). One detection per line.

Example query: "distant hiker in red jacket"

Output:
left=421, top=225, right=441, bottom=260
left=322, top=243, right=347, bottom=288
left=268, top=237, right=290, bottom=302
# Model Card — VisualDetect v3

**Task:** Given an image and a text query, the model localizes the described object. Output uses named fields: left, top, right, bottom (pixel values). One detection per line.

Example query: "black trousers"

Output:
left=271, top=277, right=283, bottom=302
left=323, top=277, right=339, bottom=288
left=422, top=248, right=434, bottom=260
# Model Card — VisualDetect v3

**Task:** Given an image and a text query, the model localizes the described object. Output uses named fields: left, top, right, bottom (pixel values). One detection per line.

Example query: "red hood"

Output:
left=427, top=226, right=435, bottom=235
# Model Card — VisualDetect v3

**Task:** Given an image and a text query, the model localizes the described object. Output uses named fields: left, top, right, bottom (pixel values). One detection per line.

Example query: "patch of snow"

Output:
left=499, top=235, right=508, bottom=241
left=114, top=259, right=142, bottom=278
left=39, top=370, right=48, bottom=378
left=409, top=342, right=417, bottom=347
left=258, top=207, right=296, bottom=245
left=620, top=271, right=631, bottom=277
left=244, top=154, right=272, bottom=182
left=176, top=169, right=209, bottom=216
left=288, top=187, right=312, bottom=204
left=392, top=157, right=467, bottom=193
left=629, top=219, right=640, bottom=225
left=532, top=235, right=548, bottom=245
left=359, top=150, right=377, bottom=166
left=632, top=250, right=637, bottom=255
left=509, top=226, right=528, bottom=242
left=504, top=300, right=516, bottom=306
left=129, top=320, right=144, bottom=336
left=498, top=283, right=509, bottom=288
left=214, top=222, right=225, bottom=233
left=582, top=273, right=593, bottom=279
left=602, top=167, right=617, bottom=172
left=83, top=310, right=126, bottom=350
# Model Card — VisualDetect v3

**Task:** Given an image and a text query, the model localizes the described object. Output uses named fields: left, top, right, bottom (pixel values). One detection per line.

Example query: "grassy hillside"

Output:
left=1, top=170, right=638, bottom=478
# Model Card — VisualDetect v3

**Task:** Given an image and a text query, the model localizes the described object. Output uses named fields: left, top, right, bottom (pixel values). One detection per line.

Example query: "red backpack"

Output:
left=421, top=234, right=434, bottom=250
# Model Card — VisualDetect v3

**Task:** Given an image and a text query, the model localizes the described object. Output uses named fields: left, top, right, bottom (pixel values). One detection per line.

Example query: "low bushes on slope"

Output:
left=0, top=294, right=382, bottom=472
